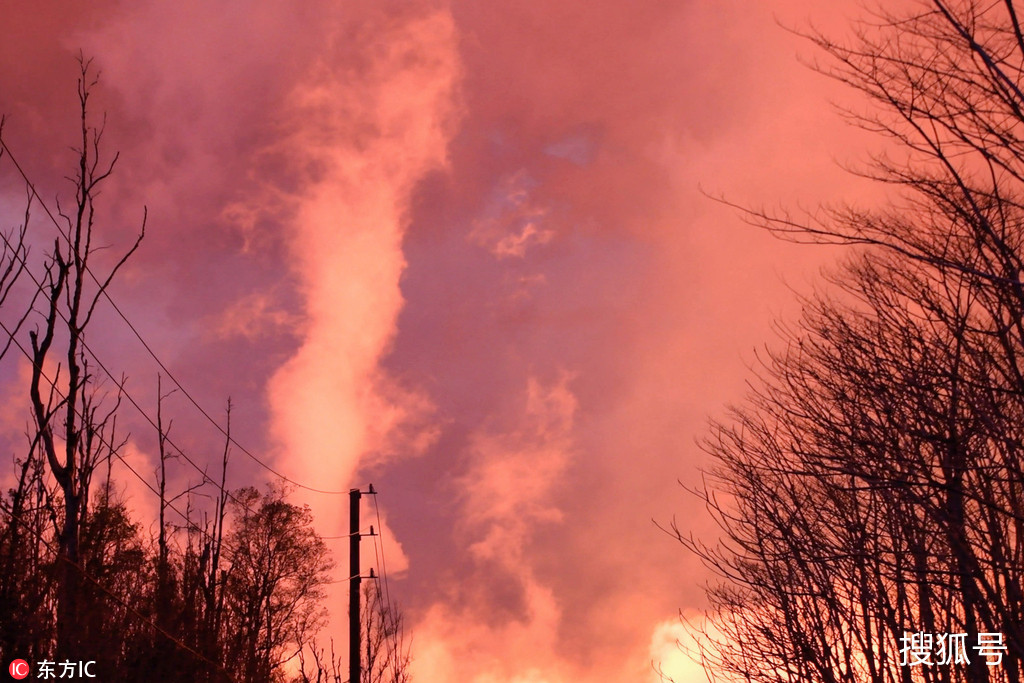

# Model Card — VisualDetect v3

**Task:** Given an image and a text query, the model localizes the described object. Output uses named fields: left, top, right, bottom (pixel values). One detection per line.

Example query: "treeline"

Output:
left=0, top=60, right=406, bottom=683
left=679, top=2, right=1024, bottom=683
left=1, top=473, right=332, bottom=681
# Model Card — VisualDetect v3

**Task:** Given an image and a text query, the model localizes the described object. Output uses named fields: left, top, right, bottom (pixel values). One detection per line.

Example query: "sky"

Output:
left=0, top=1, right=885, bottom=681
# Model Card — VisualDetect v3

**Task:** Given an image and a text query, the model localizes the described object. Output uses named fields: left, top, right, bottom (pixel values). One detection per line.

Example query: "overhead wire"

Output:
left=368, top=529, right=396, bottom=673
left=371, top=494, right=397, bottom=630
left=0, top=189, right=261, bottom=550
left=0, top=314, right=243, bottom=568
left=0, top=137, right=349, bottom=495
left=0, top=295, right=350, bottom=606
left=0, top=310, right=349, bottom=679
left=370, top=493, right=407, bottom=676
left=0, top=136, right=365, bottom=664
left=0, top=292, right=349, bottom=592
left=0, top=139, right=349, bottom=577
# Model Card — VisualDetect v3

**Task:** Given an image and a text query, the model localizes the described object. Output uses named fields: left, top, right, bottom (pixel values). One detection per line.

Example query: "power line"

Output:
left=0, top=137, right=349, bottom=495
left=371, top=494, right=407, bottom=678
left=372, top=495, right=397, bottom=630
left=0, top=310, right=344, bottom=682
left=0, top=315, right=345, bottom=678
left=0, top=304, right=351, bottom=590
left=0, top=137, right=353, bottom=578
left=0, top=257, right=312, bottom=577
left=369, top=553, right=401, bottom=676
left=0, top=313, right=246, bottom=569
left=0, top=204, right=264, bottom=540
left=0, top=131, right=358, bottom=669
left=0, top=288, right=347, bottom=584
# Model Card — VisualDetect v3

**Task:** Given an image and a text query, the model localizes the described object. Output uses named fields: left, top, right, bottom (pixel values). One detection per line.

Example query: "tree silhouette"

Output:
left=679, top=2, right=1024, bottom=682
left=22, top=55, right=143, bottom=660
left=0, top=62, right=343, bottom=682
left=360, top=581, right=411, bottom=683
left=295, top=581, right=411, bottom=683
left=221, top=486, right=334, bottom=683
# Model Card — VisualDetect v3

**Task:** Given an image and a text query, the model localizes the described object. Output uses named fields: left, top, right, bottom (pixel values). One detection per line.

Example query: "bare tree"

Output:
left=0, top=108, right=42, bottom=665
left=679, top=2, right=1024, bottom=682
left=296, top=581, right=411, bottom=683
left=0, top=434, right=55, bottom=664
left=0, top=176, right=43, bottom=661
left=361, top=581, right=411, bottom=683
left=1, top=57, right=352, bottom=683
left=23, top=55, right=144, bottom=659
left=0, top=116, right=32, bottom=361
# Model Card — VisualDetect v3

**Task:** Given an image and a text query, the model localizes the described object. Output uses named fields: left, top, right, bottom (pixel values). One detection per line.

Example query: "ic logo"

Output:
left=8, top=659, right=29, bottom=680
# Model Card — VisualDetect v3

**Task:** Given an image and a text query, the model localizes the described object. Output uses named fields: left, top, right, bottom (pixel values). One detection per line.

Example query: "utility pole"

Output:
left=349, top=487, right=361, bottom=683
left=349, top=484, right=377, bottom=683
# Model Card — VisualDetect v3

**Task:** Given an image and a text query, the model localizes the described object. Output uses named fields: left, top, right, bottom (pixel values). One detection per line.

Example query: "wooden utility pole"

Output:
left=349, top=487, right=361, bottom=683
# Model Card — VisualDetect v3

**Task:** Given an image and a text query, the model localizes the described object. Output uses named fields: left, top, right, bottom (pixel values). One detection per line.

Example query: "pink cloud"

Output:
left=0, top=2, right=900, bottom=682
left=265, top=7, right=461, bottom=506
